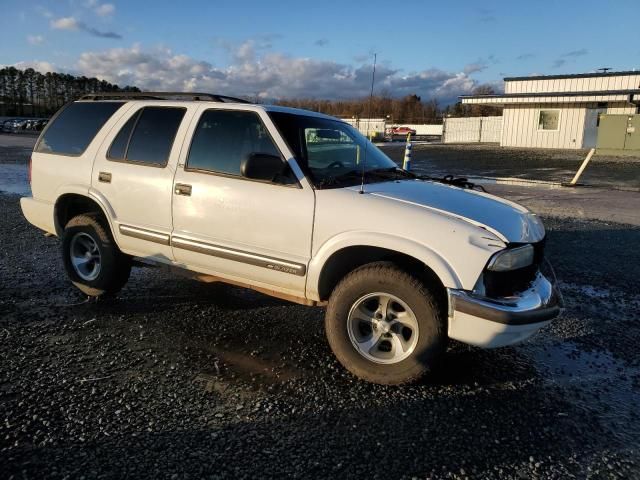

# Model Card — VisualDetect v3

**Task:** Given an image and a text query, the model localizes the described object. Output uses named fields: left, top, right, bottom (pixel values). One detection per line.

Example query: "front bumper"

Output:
left=447, top=273, right=561, bottom=348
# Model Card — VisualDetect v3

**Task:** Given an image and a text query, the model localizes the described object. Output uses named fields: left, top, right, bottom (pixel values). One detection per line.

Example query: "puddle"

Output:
left=522, top=340, right=640, bottom=445
left=0, top=164, right=30, bottom=195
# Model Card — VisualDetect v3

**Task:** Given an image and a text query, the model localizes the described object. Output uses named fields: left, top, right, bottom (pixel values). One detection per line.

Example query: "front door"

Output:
left=171, top=106, right=315, bottom=296
left=92, top=103, right=193, bottom=260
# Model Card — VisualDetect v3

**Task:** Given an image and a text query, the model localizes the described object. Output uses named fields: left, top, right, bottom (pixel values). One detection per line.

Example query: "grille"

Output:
left=483, top=239, right=546, bottom=298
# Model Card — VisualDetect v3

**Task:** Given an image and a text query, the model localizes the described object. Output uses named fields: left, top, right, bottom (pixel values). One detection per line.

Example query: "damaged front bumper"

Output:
left=447, top=273, right=561, bottom=348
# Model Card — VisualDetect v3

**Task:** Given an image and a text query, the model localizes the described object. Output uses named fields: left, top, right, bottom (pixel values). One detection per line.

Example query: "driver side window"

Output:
left=187, top=109, right=294, bottom=184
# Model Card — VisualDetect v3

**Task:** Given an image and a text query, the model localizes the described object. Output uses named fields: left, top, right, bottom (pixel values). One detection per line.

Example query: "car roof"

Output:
left=74, top=92, right=343, bottom=122
left=74, top=98, right=343, bottom=123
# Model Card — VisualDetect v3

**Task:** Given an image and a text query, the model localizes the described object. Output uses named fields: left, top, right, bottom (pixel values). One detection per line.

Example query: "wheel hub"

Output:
left=347, top=292, right=420, bottom=365
left=69, top=232, right=102, bottom=282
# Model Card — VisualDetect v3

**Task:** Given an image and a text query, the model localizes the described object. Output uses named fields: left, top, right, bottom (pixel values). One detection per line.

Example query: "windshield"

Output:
left=268, top=111, right=399, bottom=188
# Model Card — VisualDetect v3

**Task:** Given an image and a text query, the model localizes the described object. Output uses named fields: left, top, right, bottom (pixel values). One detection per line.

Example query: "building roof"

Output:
left=504, top=71, right=640, bottom=82
left=460, top=89, right=640, bottom=106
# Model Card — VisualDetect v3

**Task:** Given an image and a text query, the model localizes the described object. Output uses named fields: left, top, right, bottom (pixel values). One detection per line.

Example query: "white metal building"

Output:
left=460, top=71, right=640, bottom=149
left=343, top=118, right=387, bottom=137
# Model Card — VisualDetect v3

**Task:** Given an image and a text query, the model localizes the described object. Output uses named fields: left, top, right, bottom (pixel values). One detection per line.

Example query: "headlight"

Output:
left=487, top=244, right=534, bottom=271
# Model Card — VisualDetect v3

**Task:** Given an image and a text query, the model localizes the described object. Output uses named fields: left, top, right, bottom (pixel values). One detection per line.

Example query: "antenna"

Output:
left=360, top=53, right=377, bottom=194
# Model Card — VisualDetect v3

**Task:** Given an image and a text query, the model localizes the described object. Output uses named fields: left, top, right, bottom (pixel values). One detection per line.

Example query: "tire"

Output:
left=61, top=214, right=132, bottom=297
left=325, top=262, right=447, bottom=385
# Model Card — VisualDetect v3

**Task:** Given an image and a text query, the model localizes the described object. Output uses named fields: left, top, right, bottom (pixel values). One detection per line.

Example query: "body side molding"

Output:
left=171, top=236, right=306, bottom=276
left=119, top=224, right=170, bottom=246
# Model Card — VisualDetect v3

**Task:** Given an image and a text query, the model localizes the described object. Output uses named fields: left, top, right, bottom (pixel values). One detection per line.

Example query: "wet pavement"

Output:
left=381, top=143, right=640, bottom=191
left=1, top=136, right=640, bottom=478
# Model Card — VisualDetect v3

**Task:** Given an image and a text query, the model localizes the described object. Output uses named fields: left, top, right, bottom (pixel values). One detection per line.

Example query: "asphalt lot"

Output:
left=1, top=135, right=640, bottom=478
left=382, top=143, right=640, bottom=191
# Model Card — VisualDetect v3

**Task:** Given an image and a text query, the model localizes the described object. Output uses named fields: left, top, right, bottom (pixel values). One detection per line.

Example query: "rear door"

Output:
left=171, top=106, right=315, bottom=296
left=91, top=102, right=194, bottom=260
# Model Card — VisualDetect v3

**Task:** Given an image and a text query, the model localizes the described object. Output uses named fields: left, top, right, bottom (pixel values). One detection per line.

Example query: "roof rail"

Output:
left=78, top=92, right=251, bottom=103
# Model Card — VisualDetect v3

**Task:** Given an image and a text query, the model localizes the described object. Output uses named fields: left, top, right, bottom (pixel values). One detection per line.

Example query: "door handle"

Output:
left=98, top=172, right=112, bottom=183
left=174, top=183, right=192, bottom=196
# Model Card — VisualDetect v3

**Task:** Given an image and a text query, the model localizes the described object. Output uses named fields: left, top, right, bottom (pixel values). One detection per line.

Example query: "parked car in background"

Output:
left=21, top=92, right=561, bottom=385
left=391, top=126, right=417, bottom=136
left=2, top=119, right=20, bottom=133
left=1, top=118, right=49, bottom=133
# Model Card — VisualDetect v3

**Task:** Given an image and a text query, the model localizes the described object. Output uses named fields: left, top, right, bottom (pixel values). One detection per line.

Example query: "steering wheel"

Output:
left=327, top=161, right=344, bottom=169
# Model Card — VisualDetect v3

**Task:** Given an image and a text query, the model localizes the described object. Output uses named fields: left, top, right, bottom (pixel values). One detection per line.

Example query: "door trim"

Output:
left=171, top=235, right=306, bottom=276
left=119, top=224, right=170, bottom=246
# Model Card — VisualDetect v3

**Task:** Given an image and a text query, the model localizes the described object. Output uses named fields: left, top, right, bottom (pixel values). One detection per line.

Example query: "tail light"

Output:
left=28, top=157, right=32, bottom=185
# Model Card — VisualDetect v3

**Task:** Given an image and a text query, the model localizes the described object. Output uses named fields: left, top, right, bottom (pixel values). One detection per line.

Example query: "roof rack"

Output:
left=78, top=92, right=251, bottom=103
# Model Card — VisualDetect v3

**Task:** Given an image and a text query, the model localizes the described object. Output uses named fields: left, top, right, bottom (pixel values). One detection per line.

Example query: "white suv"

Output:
left=21, top=92, right=560, bottom=385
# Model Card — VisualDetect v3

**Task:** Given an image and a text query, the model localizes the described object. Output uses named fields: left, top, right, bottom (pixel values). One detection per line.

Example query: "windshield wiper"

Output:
left=406, top=170, right=486, bottom=192
left=319, top=167, right=416, bottom=187
left=316, top=170, right=363, bottom=188
left=368, top=167, right=486, bottom=191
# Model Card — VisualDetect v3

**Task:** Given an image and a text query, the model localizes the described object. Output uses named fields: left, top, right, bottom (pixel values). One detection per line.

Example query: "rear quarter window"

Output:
left=36, top=102, right=124, bottom=156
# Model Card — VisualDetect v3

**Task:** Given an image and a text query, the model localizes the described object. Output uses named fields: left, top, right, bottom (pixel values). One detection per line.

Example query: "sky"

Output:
left=1, top=0, right=639, bottom=104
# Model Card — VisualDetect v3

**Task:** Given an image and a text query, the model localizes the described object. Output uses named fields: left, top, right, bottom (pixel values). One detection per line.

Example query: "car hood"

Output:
left=349, top=180, right=545, bottom=243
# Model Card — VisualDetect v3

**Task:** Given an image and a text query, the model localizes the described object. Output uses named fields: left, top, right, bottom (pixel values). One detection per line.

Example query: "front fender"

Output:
left=306, top=231, right=463, bottom=301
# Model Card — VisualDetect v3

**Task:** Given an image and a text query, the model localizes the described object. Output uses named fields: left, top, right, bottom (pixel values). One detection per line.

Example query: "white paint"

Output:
left=506, top=73, right=640, bottom=94
left=501, top=104, right=587, bottom=149
left=22, top=99, right=558, bottom=352
left=443, top=116, right=502, bottom=144
left=582, top=107, right=606, bottom=148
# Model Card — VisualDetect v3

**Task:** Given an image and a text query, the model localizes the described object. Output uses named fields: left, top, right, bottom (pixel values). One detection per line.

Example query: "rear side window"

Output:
left=108, top=110, right=139, bottom=159
left=187, top=109, right=281, bottom=176
left=36, top=102, right=124, bottom=155
left=108, top=107, right=185, bottom=166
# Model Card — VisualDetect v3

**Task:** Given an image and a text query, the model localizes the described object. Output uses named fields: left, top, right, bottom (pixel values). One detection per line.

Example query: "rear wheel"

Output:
left=325, top=262, right=447, bottom=385
left=61, top=214, right=131, bottom=297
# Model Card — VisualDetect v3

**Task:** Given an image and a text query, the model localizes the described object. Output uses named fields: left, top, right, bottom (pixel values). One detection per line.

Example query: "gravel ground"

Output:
left=1, top=190, right=639, bottom=479
left=1, top=135, right=640, bottom=478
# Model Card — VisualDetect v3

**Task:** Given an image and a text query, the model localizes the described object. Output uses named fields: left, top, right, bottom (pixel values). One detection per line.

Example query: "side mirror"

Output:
left=240, top=153, right=284, bottom=181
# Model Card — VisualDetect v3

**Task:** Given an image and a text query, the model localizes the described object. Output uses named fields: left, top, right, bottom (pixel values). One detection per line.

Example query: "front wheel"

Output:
left=61, top=214, right=132, bottom=297
left=325, top=262, right=447, bottom=385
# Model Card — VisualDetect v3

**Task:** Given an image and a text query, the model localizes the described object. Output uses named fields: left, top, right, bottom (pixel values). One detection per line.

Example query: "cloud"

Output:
left=95, top=3, right=115, bottom=17
left=27, top=35, right=44, bottom=46
left=552, top=59, right=567, bottom=69
left=551, top=48, right=588, bottom=69
left=72, top=44, right=482, bottom=103
left=314, top=38, right=329, bottom=47
left=51, top=16, right=122, bottom=39
left=463, top=54, right=498, bottom=75
left=81, top=24, right=122, bottom=39
left=464, top=62, right=487, bottom=75
left=10, top=60, right=56, bottom=73
left=51, top=16, right=79, bottom=30
left=477, top=7, right=496, bottom=22
left=35, top=6, right=53, bottom=18
left=561, top=49, right=588, bottom=58
left=516, top=53, right=535, bottom=61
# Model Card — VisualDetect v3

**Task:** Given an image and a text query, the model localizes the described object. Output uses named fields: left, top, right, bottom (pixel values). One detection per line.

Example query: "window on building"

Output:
left=107, top=107, right=185, bottom=166
left=187, top=109, right=294, bottom=184
left=538, top=110, right=560, bottom=131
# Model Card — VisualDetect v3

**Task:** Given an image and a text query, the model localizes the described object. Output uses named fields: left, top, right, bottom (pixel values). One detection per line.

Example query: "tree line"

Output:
left=0, top=66, right=501, bottom=122
left=0, top=67, right=140, bottom=117
left=275, top=86, right=501, bottom=124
